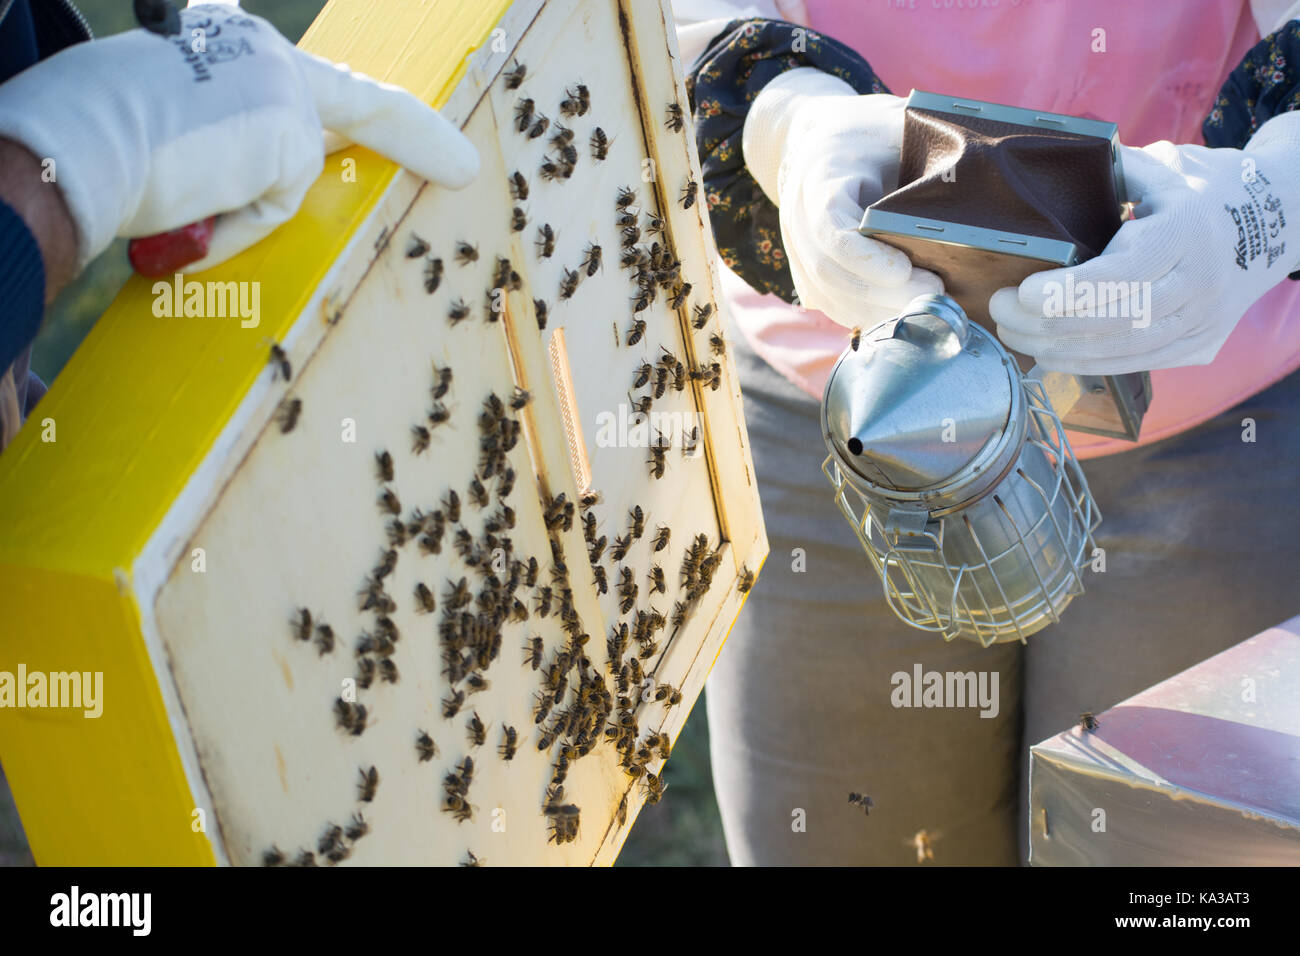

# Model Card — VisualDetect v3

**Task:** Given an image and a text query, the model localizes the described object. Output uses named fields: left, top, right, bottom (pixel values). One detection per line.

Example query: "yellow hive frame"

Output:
left=0, top=0, right=513, bottom=865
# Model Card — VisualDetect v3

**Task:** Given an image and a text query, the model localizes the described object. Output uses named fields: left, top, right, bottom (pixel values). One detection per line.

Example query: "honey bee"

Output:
left=424, top=256, right=444, bottom=294
left=581, top=242, right=603, bottom=277
left=616, top=794, right=629, bottom=827
left=621, top=224, right=642, bottom=249
left=374, top=449, right=394, bottom=483
left=628, top=506, right=645, bottom=539
left=275, top=397, right=302, bottom=434
left=680, top=178, right=697, bottom=209
left=668, top=283, right=691, bottom=310
left=406, top=233, right=430, bottom=258
left=528, top=114, right=549, bottom=140
left=651, top=525, right=670, bottom=553
left=466, top=711, right=487, bottom=747
left=511, top=206, right=528, bottom=232
left=632, top=362, right=653, bottom=390
left=461, top=850, right=485, bottom=867
left=593, top=565, right=608, bottom=595
left=643, top=772, right=668, bottom=805
left=293, top=850, right=317, bottom=867
left=665, top=102, right=684, bottom=132
left=291, top=607, right=312, bottom=642
left=357, top=765, right=379, bottom=803
left=411, top=424, right=431, bottom=454
left=652, top=365, right=669, bottom=400
left=631, top=289, right=651, bottom=315
left=523, top=556, right=540, bottom=588
left=355, top=657, right=375, bottom=690
left=559, top=267, right=580, bottom=301
left=443, top=688, right=466, bottom=719
left=444, top=576, right=471, bottom=610
left=710, top=333, right=727, bottom=357
left=560, top=83, right=590, bottom=116
left=683, top=425, right=701, bottom=456
left=373, top=548, right=398, bottom=580
left=535, top=586, right=554, bottom=618
left=588, top=534, right=607, bottom=564
left=614, top=186, right=637, bottom=210
left=738, top=566, right=755, bottom=593
left=443, top=490, right=461, bottom=523
left=343, top=812, right=369, bottom=842
left=314, top=623, right=335, bottom=656
left=589, top=126, right=610, bottom=160
left=503, top=58, right=526, bottom=89
left=611, top=535, right=631, bottom=562
left=468, top=477, right=488, bottom=509
left=513, top=97, right=535, bottom=132
left=534, top=298, right=549, bottom=330
left=268, top=343, right=291, bottom=381
left=539, top=157, right=563, bottom=182
left=848, top=792, right=874, bottom=815
left=1079, top=711, right=1100, bottom=732
left=509, top=171, right=529, bottom=201
left=378, top=657, right=399, bottom=684
left=911, top=829, right=938, bottom=863
left=442, top=298, right=469, bottom=326
left=627, top=318, right=647, bottom=346
left=416, top=731, right=438, bottom=762
left=550, top=124, right=575, bottom=148
left=692, top=302, right=713, bottom=329
left=262, top=845, right=285, bottom=866
left=455, top=241, right=479, bottom=265
left=318, top=822, right=344, bottom=856
left=648, top=565, right=666, bottom=594
left=523, top=636, right=544, bottom=672
left=533, top=690, right=553, bottom=726
left=499, top=726, right=519, bottom=761
left=335, top=700, right=368, bottom=736
left=648, top=445, right=667, bottom=479
left=378, top=488, right=401, bottom=517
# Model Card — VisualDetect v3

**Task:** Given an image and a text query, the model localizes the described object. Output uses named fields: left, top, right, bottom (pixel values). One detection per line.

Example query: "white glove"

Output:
left=0, top=4, right=479, bottom=272
left=989, top=111, right=1300, bottom=374
left=742, top=67, right=943, bottom=328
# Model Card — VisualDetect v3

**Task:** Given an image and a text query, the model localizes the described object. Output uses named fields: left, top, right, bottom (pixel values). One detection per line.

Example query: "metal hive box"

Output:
left=1029, top=616, right=1300, bottom=865
left=0, top=0, right=767, bottom=865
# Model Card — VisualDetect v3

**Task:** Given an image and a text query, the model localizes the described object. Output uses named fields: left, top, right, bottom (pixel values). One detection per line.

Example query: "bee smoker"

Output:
left=821, top=293, right=1100, bottom=645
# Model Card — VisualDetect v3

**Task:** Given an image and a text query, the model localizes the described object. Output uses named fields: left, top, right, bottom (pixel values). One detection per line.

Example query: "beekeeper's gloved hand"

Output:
left=0, top=3, right=479, bottom=274
left=742, top=67, right=943, bottom=327
left=990, top=111, right=1300, bottom=375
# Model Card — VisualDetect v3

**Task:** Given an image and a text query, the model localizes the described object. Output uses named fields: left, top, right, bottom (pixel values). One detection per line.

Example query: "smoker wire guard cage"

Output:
left=821, top=377, right=1101, bottom=647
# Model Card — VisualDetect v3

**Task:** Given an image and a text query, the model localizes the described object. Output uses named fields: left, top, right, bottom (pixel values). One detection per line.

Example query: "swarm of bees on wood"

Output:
left=260, top=56, right=756, bottom=867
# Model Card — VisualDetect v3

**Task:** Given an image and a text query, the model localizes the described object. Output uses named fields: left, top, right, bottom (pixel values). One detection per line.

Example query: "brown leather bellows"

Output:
left=860, top=90, right=1150, bottom=441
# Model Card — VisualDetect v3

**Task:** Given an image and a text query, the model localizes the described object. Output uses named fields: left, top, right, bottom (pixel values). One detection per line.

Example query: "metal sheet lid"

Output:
left=822, top=294, right=1017, bottom=493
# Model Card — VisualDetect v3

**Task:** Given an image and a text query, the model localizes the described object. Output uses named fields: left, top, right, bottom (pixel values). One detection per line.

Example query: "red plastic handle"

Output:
left=127, top=217, right=217, bottom=277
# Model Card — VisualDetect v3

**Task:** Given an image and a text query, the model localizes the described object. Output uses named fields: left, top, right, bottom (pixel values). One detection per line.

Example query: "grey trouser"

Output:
left=708, top=324, right=1300, bottom=865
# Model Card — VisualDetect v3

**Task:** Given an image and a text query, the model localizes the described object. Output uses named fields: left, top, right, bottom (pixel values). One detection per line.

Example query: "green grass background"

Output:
left=24, top=0, right=727, bottom=868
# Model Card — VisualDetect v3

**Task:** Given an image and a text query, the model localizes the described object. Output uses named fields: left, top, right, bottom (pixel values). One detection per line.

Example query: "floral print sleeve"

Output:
left=1203, top=19, right=1300, bottom=148
left=685, top=18, right=887, bottom=303
left=1204, top=19, right=1300, bottom=279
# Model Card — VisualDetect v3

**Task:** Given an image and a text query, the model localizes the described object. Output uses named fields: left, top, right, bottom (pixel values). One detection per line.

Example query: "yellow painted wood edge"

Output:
left=0, top=0, right=512, bottom=578
left=0, top=0, right=510, bottom=865
left=0, top=564, right=215, bottom=864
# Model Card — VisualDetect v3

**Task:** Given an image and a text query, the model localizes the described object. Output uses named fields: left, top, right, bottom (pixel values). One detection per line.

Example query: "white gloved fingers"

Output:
left=294, top=50, right=479, bottom=189
left=1116, top=142, right=1185, bottom=204
left=1014, top=211, right=1183, bottom=318
left=179, top=143, right=324, bottom=273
